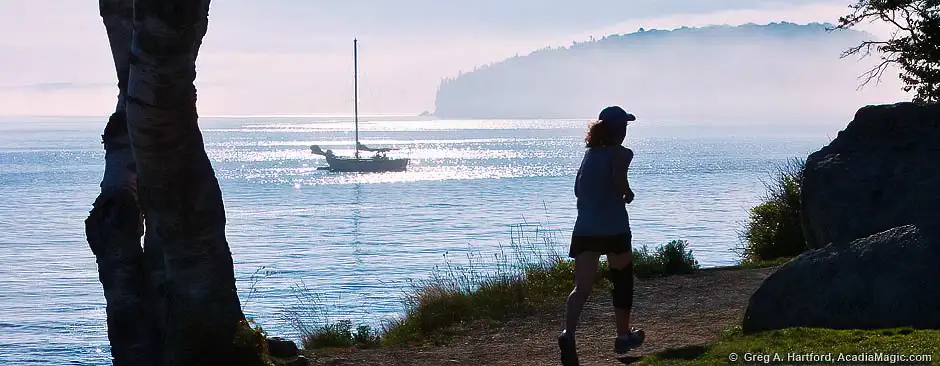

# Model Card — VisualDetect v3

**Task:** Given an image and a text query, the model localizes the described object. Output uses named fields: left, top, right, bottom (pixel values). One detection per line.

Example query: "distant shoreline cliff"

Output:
left=433, top=22, right=903, bottom=122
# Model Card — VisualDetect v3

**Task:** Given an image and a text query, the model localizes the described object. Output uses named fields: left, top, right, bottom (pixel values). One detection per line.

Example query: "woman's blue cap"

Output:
left=598, top=106, right=636, bottom=124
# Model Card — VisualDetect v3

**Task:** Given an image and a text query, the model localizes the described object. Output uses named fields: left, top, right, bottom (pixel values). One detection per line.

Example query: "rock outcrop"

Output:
left=744, top=102, right=940, bottom=333
left=800, top=102, right=940, bottom=249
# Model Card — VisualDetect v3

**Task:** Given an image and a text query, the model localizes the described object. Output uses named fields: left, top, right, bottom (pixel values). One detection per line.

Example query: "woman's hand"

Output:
left=623, top=189, right=635, bottom=204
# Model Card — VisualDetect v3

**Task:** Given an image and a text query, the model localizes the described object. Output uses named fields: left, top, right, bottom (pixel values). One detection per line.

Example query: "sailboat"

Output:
left=310, top=39, right=410, bottom=173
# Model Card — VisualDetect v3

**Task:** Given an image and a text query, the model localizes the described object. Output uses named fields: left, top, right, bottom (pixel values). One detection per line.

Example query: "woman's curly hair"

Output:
left=585, top=119, right=627, bottom=148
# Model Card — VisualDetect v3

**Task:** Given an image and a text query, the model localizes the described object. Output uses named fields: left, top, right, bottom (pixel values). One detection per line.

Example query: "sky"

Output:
left=0, top=0, right=906, bottom=117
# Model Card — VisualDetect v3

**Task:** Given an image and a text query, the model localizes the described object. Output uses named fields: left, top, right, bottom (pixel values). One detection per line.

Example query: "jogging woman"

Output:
left=558, top=106, right=644, bottom=365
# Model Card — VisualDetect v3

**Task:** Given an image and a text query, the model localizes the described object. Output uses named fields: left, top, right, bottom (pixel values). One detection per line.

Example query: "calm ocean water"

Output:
left=0, top=116, right=836, bottom=365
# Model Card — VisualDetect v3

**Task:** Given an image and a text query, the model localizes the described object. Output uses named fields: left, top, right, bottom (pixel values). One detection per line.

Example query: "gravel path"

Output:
left=303, top=267, right=775, bottom=365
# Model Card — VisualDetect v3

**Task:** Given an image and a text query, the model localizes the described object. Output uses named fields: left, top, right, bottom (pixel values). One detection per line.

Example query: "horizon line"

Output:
left=0, top=112, right=434, bottom=119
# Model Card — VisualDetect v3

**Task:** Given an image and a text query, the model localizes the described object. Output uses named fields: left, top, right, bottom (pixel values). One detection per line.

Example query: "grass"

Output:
left=737, top=158, right=808, bottom=264
left=722, top=256, right=794, bottom=270
left=638, top=327, right=939, bottom=365
left=380, top=255, right=585, bottom=346
left=281, top=284, right=385, bottom=351
left=378, top=224, right=585, bottom=347
left=288, top=222, right=703, bottom=349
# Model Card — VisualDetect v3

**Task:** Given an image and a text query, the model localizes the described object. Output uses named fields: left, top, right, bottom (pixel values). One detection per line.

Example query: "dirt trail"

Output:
left=306, top=267, right=775, bottom=365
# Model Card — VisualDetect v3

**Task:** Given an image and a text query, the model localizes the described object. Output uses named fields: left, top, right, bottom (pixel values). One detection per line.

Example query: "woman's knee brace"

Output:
left=608, top=267, right=634, bottom=310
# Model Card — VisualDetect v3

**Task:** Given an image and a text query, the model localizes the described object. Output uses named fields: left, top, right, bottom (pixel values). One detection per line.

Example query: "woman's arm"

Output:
left=574, top=165, right=582, bottom=197
left=612, top=147, right=634, bottom=203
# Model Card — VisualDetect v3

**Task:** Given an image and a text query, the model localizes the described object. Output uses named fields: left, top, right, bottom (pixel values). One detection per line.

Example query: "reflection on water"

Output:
left=352, top=183, right=365, bottom=268
left=0, top=117, right=832, bottom=365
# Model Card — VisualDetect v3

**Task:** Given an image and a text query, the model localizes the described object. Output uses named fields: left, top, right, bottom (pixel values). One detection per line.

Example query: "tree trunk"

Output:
left=84, top=1, right=153, bottom=365
left=125, top=0, right=245, bottom=364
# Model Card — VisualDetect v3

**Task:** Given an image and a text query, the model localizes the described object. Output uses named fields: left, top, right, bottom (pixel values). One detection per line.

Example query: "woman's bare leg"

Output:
left=607, top=251, right=634, bottom=335
left=563, top=252, right=601, bottom=338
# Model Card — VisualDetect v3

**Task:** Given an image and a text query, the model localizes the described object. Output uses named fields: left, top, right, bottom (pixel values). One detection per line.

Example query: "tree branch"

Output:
left=882, top=9, right=913, bottom=32
left=841, top=40, right=891, bottom=59
left=857, top=58, right=900, bottom=89
left=836, top=8, right=884, bottom=29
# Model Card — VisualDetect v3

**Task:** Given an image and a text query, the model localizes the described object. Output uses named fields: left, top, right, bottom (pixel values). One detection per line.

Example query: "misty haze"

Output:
left=435, top=22, right=905, bottom=122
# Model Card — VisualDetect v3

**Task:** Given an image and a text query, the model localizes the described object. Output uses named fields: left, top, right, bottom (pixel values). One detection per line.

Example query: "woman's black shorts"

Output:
left=568, top=231, right=631, bottom=258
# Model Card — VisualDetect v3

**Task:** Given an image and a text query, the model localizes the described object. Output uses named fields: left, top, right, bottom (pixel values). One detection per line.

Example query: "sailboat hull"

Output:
left=324, top=156, right=410, bottom=173
left=310, top=40, right=410, bottom=174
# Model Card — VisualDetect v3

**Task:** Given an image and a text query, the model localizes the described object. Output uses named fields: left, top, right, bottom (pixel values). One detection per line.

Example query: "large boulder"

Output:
left=743, top=221, right=940, bottom=333
left=800, top=102, right=940, bottom=249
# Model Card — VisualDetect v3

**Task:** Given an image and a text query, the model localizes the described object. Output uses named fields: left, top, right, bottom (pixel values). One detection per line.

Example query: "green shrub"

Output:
left=738, top=158, right=808, bottom=263
left=232, top=318, right=272, bottom=366
left=354, top=325, right=382, bottom=348
left=658, top=240, right=700, bottom=275
left=301, top=320, right=381, bottom=350
left=632, top=244, right=662, bottom=276
left=633, top=240, right=700, bottom=277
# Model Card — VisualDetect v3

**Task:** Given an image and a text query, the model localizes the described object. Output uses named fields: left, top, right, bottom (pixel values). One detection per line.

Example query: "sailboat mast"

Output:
left=353, top=38, right=359, bottom=159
